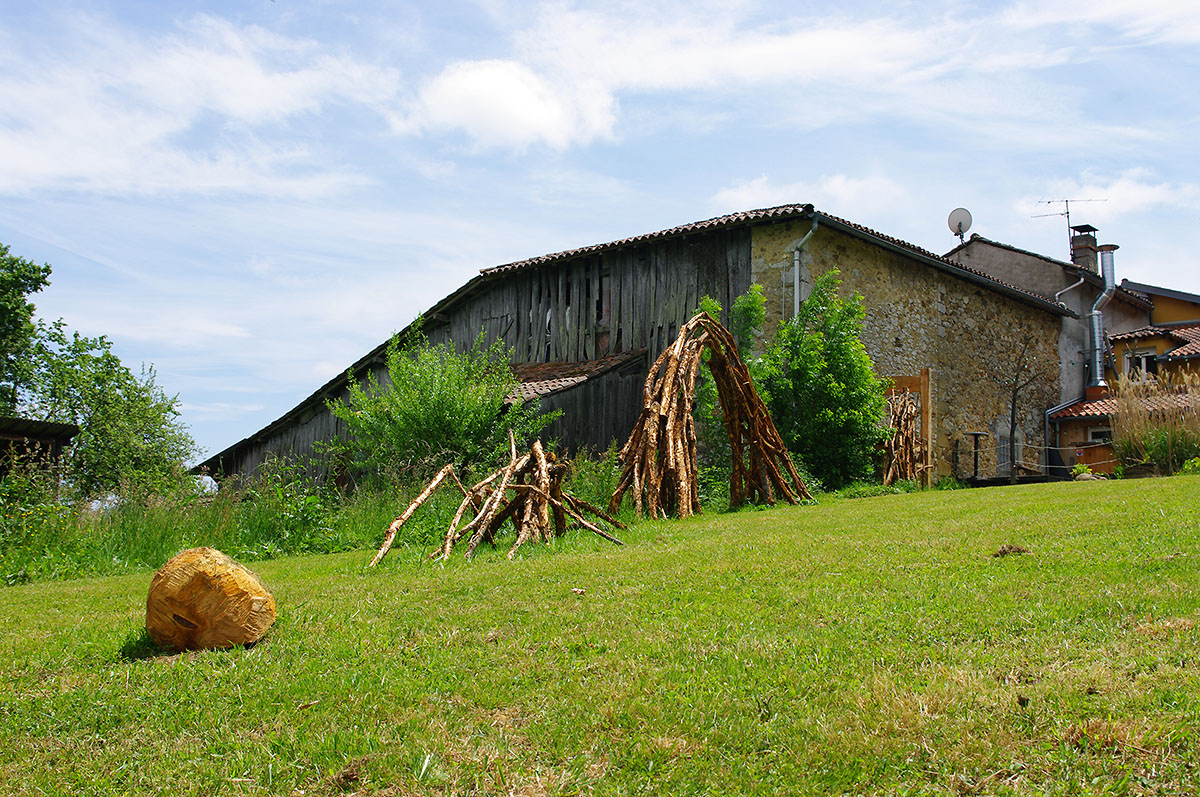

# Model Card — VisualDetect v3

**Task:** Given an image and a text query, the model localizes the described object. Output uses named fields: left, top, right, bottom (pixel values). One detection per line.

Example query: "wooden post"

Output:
left=919, top=367, right=933, bottom=487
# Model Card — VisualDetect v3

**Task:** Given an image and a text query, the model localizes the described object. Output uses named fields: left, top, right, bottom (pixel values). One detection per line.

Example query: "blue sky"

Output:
left=1, top=0, right=1197, bottom=460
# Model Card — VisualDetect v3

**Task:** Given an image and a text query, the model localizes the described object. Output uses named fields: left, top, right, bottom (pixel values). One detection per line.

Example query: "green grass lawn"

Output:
left=2, top=477, right=1199, bottom=795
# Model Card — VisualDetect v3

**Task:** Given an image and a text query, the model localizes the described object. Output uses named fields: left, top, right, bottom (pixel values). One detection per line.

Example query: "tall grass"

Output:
left=0, top=449, right=643, bottom=586
left=1111, top=371, right=1200, bottom=474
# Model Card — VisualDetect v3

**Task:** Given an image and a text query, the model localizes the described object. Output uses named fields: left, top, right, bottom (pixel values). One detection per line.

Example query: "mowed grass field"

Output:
left=2, top=477, right=1199, bottom=795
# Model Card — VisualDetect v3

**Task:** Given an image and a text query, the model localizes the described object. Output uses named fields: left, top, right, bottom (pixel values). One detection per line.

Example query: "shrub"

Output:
left=1111, top=373, right=1200, bottom=474
left=761, top=270, right=889, bottom=489
left=327, top=327, right=559, bottom=481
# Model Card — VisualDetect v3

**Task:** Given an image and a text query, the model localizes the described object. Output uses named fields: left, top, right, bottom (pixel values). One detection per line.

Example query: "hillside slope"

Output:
left=2, top=478, right=1198, bottom=794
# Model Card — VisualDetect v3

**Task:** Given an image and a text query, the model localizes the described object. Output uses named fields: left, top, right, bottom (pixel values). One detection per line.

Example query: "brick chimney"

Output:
left=1070, top=224, right=1099, bottom=272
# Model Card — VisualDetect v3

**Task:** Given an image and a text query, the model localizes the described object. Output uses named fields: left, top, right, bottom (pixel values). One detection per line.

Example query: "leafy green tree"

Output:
left=1, top=242, right=196, bottom=498
left=327, top=328, right=560, bottom=480
left=0, top=244, right=52, bottom=412
left=23, top=321, right=197, bottom=497
left=762, top=270, right=888, bottom=489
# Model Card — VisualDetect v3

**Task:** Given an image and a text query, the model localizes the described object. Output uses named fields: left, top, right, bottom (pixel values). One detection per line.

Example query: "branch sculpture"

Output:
left=609, top=312, right=811, bottom=519
left=882, top=391, right=927, bottom=485
left=369, top=432, right=624, bottom=566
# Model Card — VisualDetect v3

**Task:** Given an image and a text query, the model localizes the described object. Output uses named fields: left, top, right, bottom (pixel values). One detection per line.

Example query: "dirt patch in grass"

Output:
left=327, top=757, right=366, bottom=791
left=992, top=544, right=1029, bottom=558
left=1134, top=616, right=1196, bottom=637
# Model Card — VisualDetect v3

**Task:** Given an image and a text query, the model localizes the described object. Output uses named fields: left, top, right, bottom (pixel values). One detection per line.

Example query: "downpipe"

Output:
left=1086, top=245, right=1118, bottom=389
left=792, top=217, right=819, bottom=319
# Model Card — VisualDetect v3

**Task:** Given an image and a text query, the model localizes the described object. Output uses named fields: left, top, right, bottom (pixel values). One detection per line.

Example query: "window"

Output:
left=1087, top=426, right=1112, bottom=443
left=1124, top=348, right=1158, bottom=381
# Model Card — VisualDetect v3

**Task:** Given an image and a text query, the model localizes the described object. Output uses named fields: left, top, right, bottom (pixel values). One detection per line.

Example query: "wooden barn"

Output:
left=198, top=204, right=1071, bottom=483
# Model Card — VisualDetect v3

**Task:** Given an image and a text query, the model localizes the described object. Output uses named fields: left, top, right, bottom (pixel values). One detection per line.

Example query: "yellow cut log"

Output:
left=146, top=547, right=276, bottom=651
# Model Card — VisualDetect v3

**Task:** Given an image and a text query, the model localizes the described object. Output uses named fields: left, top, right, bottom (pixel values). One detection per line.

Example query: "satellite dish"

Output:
left=948, top=207, right=972, bottom=242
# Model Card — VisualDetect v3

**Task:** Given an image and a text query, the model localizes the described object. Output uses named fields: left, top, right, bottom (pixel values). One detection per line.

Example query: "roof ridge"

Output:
left=481, top=204, right=1066, bottom=313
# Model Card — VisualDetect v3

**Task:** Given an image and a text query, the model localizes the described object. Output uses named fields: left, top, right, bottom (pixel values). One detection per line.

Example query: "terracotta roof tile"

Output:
left=1109, top=322, right=1200, bottom=360
left=1051, top=390, right=1199, bottom=420
left=507, top=349, right=646, bottom=402
left=1163, top=326, right=1200, bottom=360
left=1109, top=325, right=1166, bottom=342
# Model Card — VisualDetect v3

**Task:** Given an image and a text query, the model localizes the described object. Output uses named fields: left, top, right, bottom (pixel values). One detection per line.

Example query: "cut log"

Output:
left=146, top=547, right=276, bottom=651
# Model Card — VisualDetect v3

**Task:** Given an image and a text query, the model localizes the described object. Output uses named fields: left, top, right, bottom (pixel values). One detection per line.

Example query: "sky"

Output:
left=1, top=0, right=1197, bottom=461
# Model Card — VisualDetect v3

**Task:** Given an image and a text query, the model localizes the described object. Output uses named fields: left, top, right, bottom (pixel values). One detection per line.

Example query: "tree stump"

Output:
left=146, top=547, right=276, bottom=651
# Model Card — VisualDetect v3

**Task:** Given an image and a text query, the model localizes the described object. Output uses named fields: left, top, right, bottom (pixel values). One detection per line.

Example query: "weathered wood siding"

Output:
left=205, top=227, right=753, bottom=480
left=424, top=228, right=753, bottom=364
left=536, top=355, right=649, bottom=454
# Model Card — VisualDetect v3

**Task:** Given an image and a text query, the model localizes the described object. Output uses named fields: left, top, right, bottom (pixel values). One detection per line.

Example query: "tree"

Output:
left=2, top=242, right=196, bottom=497
left=762, top=270, right=889, bottom=489
left=327, top=328, right=560, bottom=480
left=0, top=244, right=51, bottom=413
left=996, top=336, right=1054, bottom=484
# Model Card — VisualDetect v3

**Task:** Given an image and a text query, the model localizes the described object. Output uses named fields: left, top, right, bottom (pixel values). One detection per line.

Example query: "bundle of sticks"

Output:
left=608, top=312, right=811, bottom=519
left=369, top=433, right=625, bottom=566
left=882, top=391, right=925, bottom=485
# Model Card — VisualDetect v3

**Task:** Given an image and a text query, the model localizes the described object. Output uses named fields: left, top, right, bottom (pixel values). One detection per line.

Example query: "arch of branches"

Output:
left=609, top=312, right=812, bottom=519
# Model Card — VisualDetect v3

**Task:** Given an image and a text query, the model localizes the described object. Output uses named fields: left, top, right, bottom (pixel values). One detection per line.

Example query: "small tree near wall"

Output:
left=762, top=270, right=889, bottom=489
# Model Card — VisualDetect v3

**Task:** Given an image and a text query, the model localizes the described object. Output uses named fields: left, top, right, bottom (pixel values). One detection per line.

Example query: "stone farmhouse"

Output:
left=199, top=204, right=1074, bottom=484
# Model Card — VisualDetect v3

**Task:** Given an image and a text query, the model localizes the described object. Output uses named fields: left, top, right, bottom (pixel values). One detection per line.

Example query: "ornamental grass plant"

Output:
left=1111, top=371, right=1200, bottom=474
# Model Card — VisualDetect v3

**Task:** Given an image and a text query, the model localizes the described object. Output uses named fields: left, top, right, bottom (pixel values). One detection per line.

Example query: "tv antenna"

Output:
left=1033, top=198, right=1107, bottom=253
left=947, top=207, right=972, bottom=243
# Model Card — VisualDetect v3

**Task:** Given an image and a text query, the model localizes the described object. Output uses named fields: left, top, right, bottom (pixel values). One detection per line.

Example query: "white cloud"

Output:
left=0, top=13, right=399, bottom=196
left=393, top=1, right=1184, bottom=153
left=1001, top=0, right=1200, bottom=44
left=403, top=59, right=615, bottom=150
left=712, top=174, right=910, bottom=219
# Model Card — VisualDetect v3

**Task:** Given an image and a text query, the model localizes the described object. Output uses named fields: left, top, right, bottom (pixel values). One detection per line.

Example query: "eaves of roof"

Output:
left=0, top=416, right=79, bottom=443
left=1120, top=279, right=1200, bottom=306
left=947, top=234, right=1152, bottom=311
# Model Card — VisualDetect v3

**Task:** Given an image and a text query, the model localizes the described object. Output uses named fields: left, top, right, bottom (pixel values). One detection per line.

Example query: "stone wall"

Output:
left=750, top=221, right=1063, bottom=479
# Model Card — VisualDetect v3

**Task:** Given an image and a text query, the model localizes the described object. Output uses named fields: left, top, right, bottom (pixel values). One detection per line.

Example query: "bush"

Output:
left=1111, top=373, right=1200, bottom=474
left=762, top=270, right=889, bottom=489
left=327, top=327, right=559, bottom=481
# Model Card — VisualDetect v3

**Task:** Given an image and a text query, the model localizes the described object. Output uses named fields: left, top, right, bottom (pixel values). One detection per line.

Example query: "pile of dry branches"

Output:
left=609, top=312, right=811, bottom=519
left=882, top=391, right=926, bottom=485
left=369, top=434, right=624, bottom=566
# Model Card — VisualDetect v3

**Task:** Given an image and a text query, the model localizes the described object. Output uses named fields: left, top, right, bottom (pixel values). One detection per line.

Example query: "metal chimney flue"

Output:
left=1086, top=244, right=1118, bottom=392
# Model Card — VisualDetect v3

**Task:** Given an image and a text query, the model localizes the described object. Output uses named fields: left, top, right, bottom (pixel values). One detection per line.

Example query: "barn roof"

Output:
left=481, top=204, right=1073, bottom=317
left=0, top=416, right=79, bottom=444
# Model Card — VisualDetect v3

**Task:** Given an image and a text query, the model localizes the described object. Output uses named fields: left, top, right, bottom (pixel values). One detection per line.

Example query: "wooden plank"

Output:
left=534, top=268, right=545, bottom=362
left=568, top=259, right=580, bottom=361
left=607, top=252, right=621, bottom=354
left=554, top=265, right=566, bottom=361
